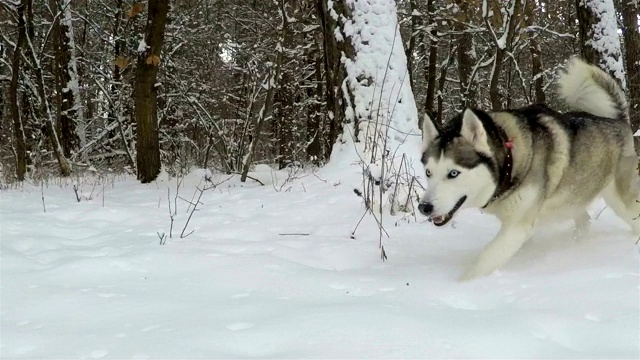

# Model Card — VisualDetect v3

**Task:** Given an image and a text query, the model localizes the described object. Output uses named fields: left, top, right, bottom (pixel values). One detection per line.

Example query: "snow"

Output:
left=325, top=0, right=422, bottom=219
left=583, top=0, right=627, bottom=90
left=496, top=0, right=517, bottom=50
left=137, top=38, right=148, bottom=53
left=2, top=168, right=639, bottom=358
left=366, top=162, right=382, bottom=182
left=496, top=34, right=507, bottom=50
left=328, top=0, right=421, bottom=174
left=344, top=0, right=419, bottom=140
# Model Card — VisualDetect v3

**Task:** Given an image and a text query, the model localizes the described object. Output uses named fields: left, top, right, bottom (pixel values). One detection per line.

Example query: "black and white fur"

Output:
left=418, top=58, right=640, bottom=281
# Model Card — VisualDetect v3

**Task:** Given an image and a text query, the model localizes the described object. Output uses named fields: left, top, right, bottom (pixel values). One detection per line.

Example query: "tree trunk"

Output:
left=454, top=0, right=477, bottom=109
left=108, top=0, right=124, bottom=127
left=576, top=0, right=626, bottom=87
left=437, top=44, right=454, bottom=124
left=23, top=0, right=72, bottom=176
left=523, top=0, right=545, bottom=104
left=318, top=0, right=354, bottom=156
left=274, top=74, right=294, bottom=169
left=306, top=36, right=324, bottom=164
left=423, top=0, right=438, bottom=119
left=486, top=0, right=521, bottom=111
left=134, top=0, right=169, bottom=183
left=621, top=0, right=640, bottom=155
left=9, top=0, right=28, bottom=181
left=405, top=0, right=419, bottom=89
left=322, top=0, right=419, bottom=160
left=274, top=2, right=295, bottom=169
left=51, top=0, right=83, bottom=157
left=59, top=0, right=85, bottom=150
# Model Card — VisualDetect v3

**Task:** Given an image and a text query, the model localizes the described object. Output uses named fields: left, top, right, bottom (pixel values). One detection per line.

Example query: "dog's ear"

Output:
left=422, top=114, right=438, bottom=150
left=461, top=109, right=491, bottom=153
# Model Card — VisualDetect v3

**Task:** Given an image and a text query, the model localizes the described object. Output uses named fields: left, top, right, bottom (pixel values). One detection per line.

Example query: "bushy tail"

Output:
left=557, top=57, right=629, bottom=124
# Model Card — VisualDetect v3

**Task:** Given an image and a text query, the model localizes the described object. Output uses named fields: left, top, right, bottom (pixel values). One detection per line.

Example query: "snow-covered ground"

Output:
left=1, top=167, right=638, bottom=359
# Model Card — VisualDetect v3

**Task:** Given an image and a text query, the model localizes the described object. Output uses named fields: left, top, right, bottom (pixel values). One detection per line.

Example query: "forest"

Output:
left=0, top=0, right=638, bottom=184
left=2, top=2, right=640, bottom=358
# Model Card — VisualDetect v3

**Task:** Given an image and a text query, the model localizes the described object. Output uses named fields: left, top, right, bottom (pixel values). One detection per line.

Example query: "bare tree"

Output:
left=134, top=0, right=169, bottom=183
left=318, top=0, right=354, bottom=154
left=51, top=0, right=85, bottom=156
left=8, top=0, right=28, bottom=180
left=423, top=0, right=438, bottom=118
left=524, top=0, right=545, bottom=104
left=454, top=0, right=477, bottom=109
left=23, top=0, right=72, bottom=176
left=485, top=0, right=522, bottom=111
left=405, top=0, right=420, bottom=89
left=620, top=0, right=640, bottom=154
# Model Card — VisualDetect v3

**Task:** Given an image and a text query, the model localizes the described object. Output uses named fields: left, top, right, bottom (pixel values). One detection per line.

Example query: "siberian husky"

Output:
left=418, top=58, right=640, bottom=281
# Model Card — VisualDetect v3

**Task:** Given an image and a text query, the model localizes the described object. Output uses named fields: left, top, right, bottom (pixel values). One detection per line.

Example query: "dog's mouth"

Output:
left=430, top=196, right=467, bottom=227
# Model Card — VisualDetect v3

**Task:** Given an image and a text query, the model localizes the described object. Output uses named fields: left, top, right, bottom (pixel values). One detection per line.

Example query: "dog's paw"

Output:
left=458, top=272, right=477, bottom=282
left=458, top=266, right=492, bottom=282
left=570, top=225, right=591, bottom=241
left=629, top=218, right=640, bottom=237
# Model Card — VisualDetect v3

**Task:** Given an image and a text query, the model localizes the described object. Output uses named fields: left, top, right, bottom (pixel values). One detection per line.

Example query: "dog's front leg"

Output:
left=459, top=220, right=535, bottom=281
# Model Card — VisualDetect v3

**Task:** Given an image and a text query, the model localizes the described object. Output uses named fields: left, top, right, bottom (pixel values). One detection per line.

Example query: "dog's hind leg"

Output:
left=603, top=156, right=640, bottom=235
left=603, top=190, right=640, bottom=236
left=460, top=218, right=536, bottom=281
left=571, top=211, right=591, bottom=241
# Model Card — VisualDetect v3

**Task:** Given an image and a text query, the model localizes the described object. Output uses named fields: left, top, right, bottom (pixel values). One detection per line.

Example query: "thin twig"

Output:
left=72, top=184, right=81, bottom=202
left=180, top=185, right=213, bottom=238
left=41, top=183, right=46, bottom=213
left=157, top=231, right=167, bottom=245
left=210, top=165, right=265, bottom=186
left=167, top=187, right=175, bottom=239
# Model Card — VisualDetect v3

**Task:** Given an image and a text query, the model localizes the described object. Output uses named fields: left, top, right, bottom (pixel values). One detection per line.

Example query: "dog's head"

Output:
left=418, top=109, right=498, bottom=226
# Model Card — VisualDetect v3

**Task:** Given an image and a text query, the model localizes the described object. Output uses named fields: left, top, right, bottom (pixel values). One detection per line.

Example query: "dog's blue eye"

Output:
left=426, top=169, right=432, bottom=178
left=448, top=170, right=460, bottom=179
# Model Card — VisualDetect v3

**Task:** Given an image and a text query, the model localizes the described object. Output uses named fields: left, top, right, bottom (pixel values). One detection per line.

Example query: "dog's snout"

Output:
left=418, top=202, right=433, bottom=216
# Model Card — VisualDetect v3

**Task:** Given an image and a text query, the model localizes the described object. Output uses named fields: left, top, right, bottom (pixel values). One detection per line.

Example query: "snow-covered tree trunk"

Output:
left=59, top=0, right=85, bottom=150
left=325, top=0, right=419, bottom=152
left=423, top=0, right=439, bottom=119
left=9, top=0, right=28, bottom=181
left=273, top=3, right=296, bottom=170
left=576, top=0, right=626, bottom=89
left=620, top=0, right=640, bottom=154
left=454, top=0, right=477, bottom=109
left=322, top=0, right=421, bottom=214
left=484, top=0, right=522, bottom=111
left=23, top=0, right=72, bottom=176
left=305, top=41, right=325, bottom=164
left=51, top=0, right=84, bottom=157
left=524, top=0, right=545, bottom=104
left=318, top=0, right=354, bottom=158
left=405, top=0, right=419, bottom=89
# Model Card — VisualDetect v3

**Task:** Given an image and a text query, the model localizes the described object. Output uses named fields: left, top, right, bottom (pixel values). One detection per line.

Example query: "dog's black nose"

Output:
left=418, top=202, right=433, bottom=216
